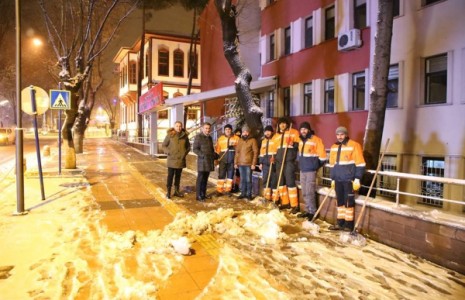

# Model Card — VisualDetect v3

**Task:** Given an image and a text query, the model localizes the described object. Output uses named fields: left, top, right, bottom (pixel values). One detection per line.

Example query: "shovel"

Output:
left=302, top=187, right=333, bottom=235
left=340, top=139, right=390, bottom=246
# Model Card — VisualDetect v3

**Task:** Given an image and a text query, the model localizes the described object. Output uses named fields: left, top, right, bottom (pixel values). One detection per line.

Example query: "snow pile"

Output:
left=240, top=209, right=289, bottom=244
left=197, top=245, right=291, bottom=299
left=301, top=220, right=320, bottom=235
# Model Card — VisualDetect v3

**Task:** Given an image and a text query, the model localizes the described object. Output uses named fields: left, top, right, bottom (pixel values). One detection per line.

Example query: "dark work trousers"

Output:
left=275, top=160, right=296, bottom=188
left=167, top=167, right=183, bottom=188
left=218, top=159, right=234, bottom=180
left=196, top=171, right=211, bottom=198
left=335, top=180, right=355, bottom=227
left=262, top=163, right=277, bottom=189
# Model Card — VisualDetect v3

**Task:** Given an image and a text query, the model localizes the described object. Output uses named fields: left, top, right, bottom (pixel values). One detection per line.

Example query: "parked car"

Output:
left=0, top=128, right=15, bottom=145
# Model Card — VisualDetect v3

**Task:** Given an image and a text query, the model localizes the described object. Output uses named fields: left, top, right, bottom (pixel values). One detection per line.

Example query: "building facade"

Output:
left=196, top=0, right=465, bottom=213
left=113, top=32, right=201, bottom=151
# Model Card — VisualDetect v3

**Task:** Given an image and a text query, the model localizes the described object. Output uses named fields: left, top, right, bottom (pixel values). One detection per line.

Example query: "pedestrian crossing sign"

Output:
left=49, top=90, right=71, bottom=110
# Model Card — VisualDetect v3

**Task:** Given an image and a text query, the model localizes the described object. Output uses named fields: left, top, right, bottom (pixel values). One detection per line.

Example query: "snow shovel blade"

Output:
left=339, top=231, right=367, bottom=247
left=302, top=220, right=320, bottom=235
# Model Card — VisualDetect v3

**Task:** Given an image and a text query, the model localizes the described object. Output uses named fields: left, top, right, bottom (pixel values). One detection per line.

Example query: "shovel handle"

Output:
left=310, top=187, right=333, bottom=223
left=353, top=138, right=390, bottom=232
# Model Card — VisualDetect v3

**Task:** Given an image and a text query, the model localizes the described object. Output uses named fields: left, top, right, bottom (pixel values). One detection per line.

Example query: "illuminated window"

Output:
left=158, top=49, right=169, bottom=76
left=173, top=49, right=184, bottom=77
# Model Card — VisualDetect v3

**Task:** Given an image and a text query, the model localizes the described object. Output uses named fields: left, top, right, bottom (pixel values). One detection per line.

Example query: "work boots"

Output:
left=173, top=186, right=184, bottom=198
left=166, top=187, right=172, bottom=199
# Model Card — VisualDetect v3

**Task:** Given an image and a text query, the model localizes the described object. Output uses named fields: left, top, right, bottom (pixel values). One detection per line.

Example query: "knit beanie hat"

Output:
left=277, top=117, right=290, bottom=126
left=299, top=122, right=311, bottom=131
left=242, top=125, right=250, bottom=133
left=224, top=124, right=233, bottom=130
left=335, top=126, right=348, bottom=135
left=264, top=125, right=274, bottom=132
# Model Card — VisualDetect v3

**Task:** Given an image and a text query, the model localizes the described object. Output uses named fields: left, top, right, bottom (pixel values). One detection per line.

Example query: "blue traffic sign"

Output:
left=49, top=90, right=71, bottom=110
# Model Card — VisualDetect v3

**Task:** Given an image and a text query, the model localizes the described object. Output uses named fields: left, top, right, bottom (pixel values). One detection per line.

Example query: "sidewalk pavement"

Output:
left=0, top=138, right=220, bottom=299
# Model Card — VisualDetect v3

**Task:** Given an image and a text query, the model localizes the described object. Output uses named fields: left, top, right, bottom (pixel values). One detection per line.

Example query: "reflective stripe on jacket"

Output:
left=329, top=139, right=366, bottom=181
left=272, top=128, right=300, bottom=162
left=298, top=134, right=327, bottom=172
left=215, top=135, right=239, bottom=163
left=258, top=137, right=277, bottom=165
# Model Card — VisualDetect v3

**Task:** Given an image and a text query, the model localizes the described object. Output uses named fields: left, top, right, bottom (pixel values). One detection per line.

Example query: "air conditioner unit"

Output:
left=338, top=29, right=362, bottom=51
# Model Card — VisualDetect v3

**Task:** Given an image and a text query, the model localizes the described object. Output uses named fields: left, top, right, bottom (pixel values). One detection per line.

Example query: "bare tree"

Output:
left=38, top=0, right=137, bottom=159
left=361, top=0, right=394, bottom=194
left=363, top=0, right=394, bottom=168
left=214, top=0, right=262, bottom=138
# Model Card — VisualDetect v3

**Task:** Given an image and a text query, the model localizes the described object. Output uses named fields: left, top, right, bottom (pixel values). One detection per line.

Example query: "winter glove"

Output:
left=331, top=180, right=335, bottom=189
left=352, top=179, right=361, bottom=191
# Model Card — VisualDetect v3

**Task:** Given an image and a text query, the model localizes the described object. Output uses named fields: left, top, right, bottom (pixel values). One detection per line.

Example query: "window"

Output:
left=422, top=0, right=442, bottom=6
left=145, top=53, right=149, bottom=78
left=325, top=6, right=335, bottom=41
left=269, top=34, right=275, bottom=61
left=352, top=72, right=365, bottom=111
left=304, top=17, right=313, bottom=48
left=284, top=26, right=291, bottom=55
left=393, top=0, right=400, bottom=17
left=324, top=79, right=335, bottom=113
left=158, top=49, right=169, bottom=76
left=267, top=91, right=274, bottom=118
left=189, top=52, right=198, bottom=79
left=283, top=87, right=291, bottom=116
left=303, top=83, right=312, bottom=115
left=379, top=155, right=397, bottom=199
left=173, top=49, right=184, bottom=77
left=158, top=110, right=168, bottom=119
left=354, top=0, right=367, bottom=29
left=420, top=157, right=444, bottom=207
left=187, top=105, right=200, bottom=120
left=129, top=61, right=137, bottom=84
left=387, top=64, right=399, bottom=108
left=425, top=54, right=447, bottom=105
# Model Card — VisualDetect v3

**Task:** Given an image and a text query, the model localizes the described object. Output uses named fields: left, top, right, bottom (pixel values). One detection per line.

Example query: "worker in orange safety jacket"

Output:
left=258, top=125, right=277, bottom=201
left=215, top=124, right=240, bottom=195
left=328, top=126, right=366, bottom=231
left=272, top=117, right=300, bottom=214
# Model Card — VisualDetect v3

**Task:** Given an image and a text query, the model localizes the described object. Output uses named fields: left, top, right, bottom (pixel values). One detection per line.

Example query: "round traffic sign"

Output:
left=21, top=86, right=49, bottom=115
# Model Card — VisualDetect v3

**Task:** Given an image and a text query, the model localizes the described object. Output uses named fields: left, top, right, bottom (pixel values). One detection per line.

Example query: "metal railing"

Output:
left=320, top=168, right=465, bottom=209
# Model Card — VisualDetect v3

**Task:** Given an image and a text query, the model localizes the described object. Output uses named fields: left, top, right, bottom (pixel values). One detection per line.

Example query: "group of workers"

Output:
left=162, top=117, right=366, bottom=232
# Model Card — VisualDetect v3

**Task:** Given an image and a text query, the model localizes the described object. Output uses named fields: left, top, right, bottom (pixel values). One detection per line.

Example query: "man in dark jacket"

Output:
left=162, top=121, right=191, bottom=199
left=193, top=122, right=218, bottom=201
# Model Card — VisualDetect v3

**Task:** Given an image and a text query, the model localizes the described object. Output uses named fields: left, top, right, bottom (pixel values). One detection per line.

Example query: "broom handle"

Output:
left=310, top=187, right=334, bottom=222
left=275, top=124, right=292, bottom=191
left=264, top=156, right=274, bottom=189
left=353, top=138, right=390, bottom=230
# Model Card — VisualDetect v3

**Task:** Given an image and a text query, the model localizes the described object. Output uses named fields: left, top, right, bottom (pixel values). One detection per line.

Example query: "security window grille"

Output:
left=283, top=87, right=291, bottom=116
left=321, top=150, right=331, bottom=186
left=267, top=91, right=275, bottom=118
left=269, top=34, right=275, bottom=61
left=304, top=17, right=313, bottom=48
left=129, top=61, right=137, bottom=84
left=352, top=72, right=365, bottom=111
left=354, top=0, right=367, bottom=29
left=284, top=26, right=291, bottom=55
left=158, top=49, right=169, bottom=76
left=303, top=83, right=312, bottom=115
left=425, top=54, right=447, bottom=105
left=324, top=79, right=335, bottom=113
left=325, top=6, right=335, bottom=41
left=189, top=53, right=198, bottom=79
left=387, top=64, right=399, bottom=108
left=420, top=157, right=444, bottom=207
left=379, top=155, right=397, bottom=199
left=174, top=49, right=184, bottom=77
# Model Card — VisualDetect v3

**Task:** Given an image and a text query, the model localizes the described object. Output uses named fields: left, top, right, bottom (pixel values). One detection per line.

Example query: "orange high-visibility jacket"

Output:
left=329, top=139, right=366, bottom=181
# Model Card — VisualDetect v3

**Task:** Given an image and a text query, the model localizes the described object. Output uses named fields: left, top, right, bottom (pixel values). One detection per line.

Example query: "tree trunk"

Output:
left=361, top=0, right=394, bottom=195
left=214, top=0, right=263, bottom=138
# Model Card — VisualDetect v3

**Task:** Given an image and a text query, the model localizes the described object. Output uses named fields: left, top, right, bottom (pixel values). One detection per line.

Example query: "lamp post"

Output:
left=14, top=0, right=26, bottom=215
